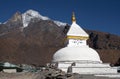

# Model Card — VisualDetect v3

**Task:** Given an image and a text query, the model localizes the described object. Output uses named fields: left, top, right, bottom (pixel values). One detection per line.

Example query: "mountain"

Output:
left=0, top=10, right=120, bottom=66
left=22, top=9, right=67, bottom=27
left=22, top=9, right=50, bottom=27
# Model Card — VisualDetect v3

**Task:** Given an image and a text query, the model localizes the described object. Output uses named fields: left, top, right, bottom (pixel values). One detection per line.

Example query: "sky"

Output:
left=0, top=0, right=120, bottom=35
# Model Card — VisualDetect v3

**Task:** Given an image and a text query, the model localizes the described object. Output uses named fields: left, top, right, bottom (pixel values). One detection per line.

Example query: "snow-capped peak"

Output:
left=22, top=9, right=67, bottom=27
left=22, top=9, right=49, bottom=27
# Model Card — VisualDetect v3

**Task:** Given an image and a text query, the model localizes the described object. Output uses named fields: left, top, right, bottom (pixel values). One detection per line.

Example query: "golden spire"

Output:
left=72, top=12, right=76, bottom=23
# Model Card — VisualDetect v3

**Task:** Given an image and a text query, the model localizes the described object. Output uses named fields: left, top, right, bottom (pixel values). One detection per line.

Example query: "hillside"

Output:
left=0, top=10, right=120, bottom=66
left=86, top=30, right=120, bottom=65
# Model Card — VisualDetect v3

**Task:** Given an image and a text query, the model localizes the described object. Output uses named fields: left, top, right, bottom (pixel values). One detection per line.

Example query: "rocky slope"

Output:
left=0, top=10, right=119, bottom=66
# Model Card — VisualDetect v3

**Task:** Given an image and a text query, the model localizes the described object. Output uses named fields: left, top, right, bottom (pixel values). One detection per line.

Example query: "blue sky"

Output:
left=0, top=0, right=120, bottom=35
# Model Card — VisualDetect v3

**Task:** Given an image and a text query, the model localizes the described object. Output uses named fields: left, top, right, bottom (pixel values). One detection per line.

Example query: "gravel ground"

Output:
left=0, top=69, right=120, bottom=79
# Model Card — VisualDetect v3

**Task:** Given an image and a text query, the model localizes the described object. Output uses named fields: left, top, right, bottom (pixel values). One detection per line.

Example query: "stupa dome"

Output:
left=53, top=46, right=102, bottom=63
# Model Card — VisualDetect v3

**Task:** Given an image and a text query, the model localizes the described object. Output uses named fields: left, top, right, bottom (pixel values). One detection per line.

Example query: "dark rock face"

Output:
left=0, top=12, right=23, bottom=34
left=87, top=30, right=120, bottom=50
left=0, top=12, right=120, bottom=66
left=5, top=12, right=23, bottom=27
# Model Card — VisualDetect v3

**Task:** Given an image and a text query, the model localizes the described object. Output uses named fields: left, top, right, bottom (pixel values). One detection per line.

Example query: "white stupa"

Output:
left=52, top=12, right=118, bottom=74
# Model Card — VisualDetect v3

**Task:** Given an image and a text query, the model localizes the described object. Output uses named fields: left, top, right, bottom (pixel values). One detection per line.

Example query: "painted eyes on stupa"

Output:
left=73, top=40, right=82, bottom=44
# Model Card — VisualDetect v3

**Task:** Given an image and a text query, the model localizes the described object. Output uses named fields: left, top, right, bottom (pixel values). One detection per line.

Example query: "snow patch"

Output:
left=54, top=21, right=67, bottom=27
left=3, top=21, right=7, bottom=24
